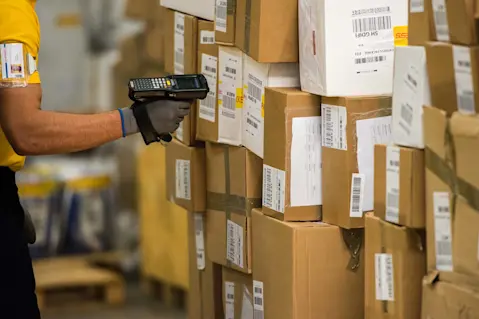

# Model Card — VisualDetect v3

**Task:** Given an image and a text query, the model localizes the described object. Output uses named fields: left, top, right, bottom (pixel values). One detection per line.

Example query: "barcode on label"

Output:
left=352, top=16, right=392, bottom=33
left=438, top=205, right=449, bottom=213
left=202, top=95, right=215, bottom=111
left=459, top=91, right=475, bottom=114
left=195, top=217, right=203, bottom=235
left=254, top=297, right=263, bottom=306
left=183, top=163, right=189, bottom=199
left=401, top=103, right=413, bottom=126
left=263, top=167, right=273, bottom=208
left=355, top=56, right=387, bottom=64
left=323, top=107, right=333, bottom=146
left=385, top=256, right=394, bottom=300
left=411, top=0, right=424, bottom=12
left=176, top=23, right=184, bottom=31
left=253, top=280, right=264, bottom=315
left=175, top=51, right=184, bottom=66
left=247, top=117, right=258, bottom=129
left=223, top=94, right=235, bottom=111
left=248, top=82, right=262, bottom=101
left=227, top=293, right=234, bottom=300
left=216, top=3, right=227, bottom=20
left=375, top=254, right=395, bottom=301
left=437, top=240, right=452, bottom=256
left=254, top=287, right=262, bottom=294
left=202, top=36, right=214, bottom=44
left=205, top=65, right=217, bottom=73
left=433, top=192, right=453, bottom=271
left=226, top=67, right=236, bottom=74
left=434, top=11, right=447, bottom=29
left=350, top=174, right=364, bottom=217
left=387, top=191, right=399, bottom=210
left=227, top=221, right=236, bottom=263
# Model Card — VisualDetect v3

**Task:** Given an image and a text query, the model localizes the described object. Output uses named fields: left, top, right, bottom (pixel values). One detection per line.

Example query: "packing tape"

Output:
left=227, top=0, right=236, bottom=15
left=244, top=0, right=252, bottom=54
left=207, top=192, right=261, bottom=216
left=341, top=229, right=363, bottom=272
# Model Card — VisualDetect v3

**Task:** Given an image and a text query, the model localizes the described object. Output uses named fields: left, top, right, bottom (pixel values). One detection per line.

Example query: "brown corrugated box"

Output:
left=374, top=144, right=425, bottom=228
left=408, top=0, right=434, bottom=45
left=164, top=9, right=198, bottom=75
left=143, top=5, right=168, bottom=67
left=262, top=87, right=322, bottom=221
left=446, top=0, right=479, bottom=45
left=422, top=271, right=479, bottom=319
left=119, top=34, right=147, bottom=77
left=124, top=0, right=157, bottom=20
left=235, top=0, right=298, bottom=63
left=205, top=143, right=262, bottom=274
left=252, top=209, right=364, bottom=319
left=187, top=212, right=224, bottom=319
left=215, top=0, right=236, bottom=45
left=364, top=214, right=426, bottom=319
left=165, top=139, right=206, bottom=213
left=322, top=96, right=392, bottom=229
left=222, top=267, right=253, bottom=319
left=426, top=42, right=479, bottom=116
left=423, top=106, right=454, bottom=272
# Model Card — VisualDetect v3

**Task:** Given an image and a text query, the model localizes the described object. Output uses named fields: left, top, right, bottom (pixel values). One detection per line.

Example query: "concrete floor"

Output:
left=42, top=283, right=187, bottom=319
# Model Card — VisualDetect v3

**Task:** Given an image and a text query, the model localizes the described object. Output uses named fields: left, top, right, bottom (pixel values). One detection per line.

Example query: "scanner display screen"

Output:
left=175, top=77, right=199, bottom=89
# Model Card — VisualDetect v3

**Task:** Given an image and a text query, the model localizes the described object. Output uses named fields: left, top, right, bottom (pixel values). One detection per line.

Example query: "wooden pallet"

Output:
left=141, top=276, right=187, bottom=310
left=33, top=257, right=126, bottom=310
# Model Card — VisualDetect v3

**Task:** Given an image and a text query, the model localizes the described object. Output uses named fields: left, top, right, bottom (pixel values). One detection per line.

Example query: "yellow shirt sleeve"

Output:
left=0, top=0, right=41, bottom=84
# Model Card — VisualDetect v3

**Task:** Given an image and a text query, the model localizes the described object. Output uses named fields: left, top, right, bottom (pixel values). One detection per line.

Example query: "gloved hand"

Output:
left=121, top=99, right=191, bottom=145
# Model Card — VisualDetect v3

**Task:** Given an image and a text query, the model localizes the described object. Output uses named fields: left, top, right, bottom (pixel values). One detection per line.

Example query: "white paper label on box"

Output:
left=356, top=116, right=393, bottom=212
left=432, top=0, right=450, bottom=42
left=226, top=220, right=244, bottom=268
left=321, top=104, right=347, bottom=151
left=290, top=116, right=322, bottom=207
left=215, top=0, right=227, bottom=33
left=350, top=173, right=366, bottom=218
left=351, top=6, right=394, bottom=75
left=398, top=63, right=421, bottom=138
left=453, top=46, right=476, bottom=115
left=176, top=122, right=184, bottom=142
left=218, top=49, right=242, bottom=144
left=241, top=286, right=254, bottom=319
left=375, top=253, right=395, bottom=301
left=200, top=30, right=215, bottom=44
left=253, top=280, right=264, bottom=317
left=174, top=12, right=185, bottom=75
left=194, top=213, right=206, bottom=270
left=385, top=146, right=400, bottom=224
left=262, top=165, right=286, bottom=213
left=225, top=281, right=235, bottom=319
left=175, top=159, right=191, bottom=200
left=0, top=43, right=25, bottom=80
left=410, top=0, right=424, bottom=13
left=199, top=54, right=218, bottom=123
left=433, top=192, right=453, bottom=271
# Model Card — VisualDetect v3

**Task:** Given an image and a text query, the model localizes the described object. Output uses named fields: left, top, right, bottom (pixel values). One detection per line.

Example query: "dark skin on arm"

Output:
left=0, top=84, right=123, bottom=156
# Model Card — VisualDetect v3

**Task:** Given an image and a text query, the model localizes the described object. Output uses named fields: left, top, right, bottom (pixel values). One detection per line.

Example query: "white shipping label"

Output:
left=399, top=63, right=422, bottom=137
left=199, top=54, right=218, bottom=123
left=175, top=159, right=191, bottom=200
left=253, top=280, right=264, bottom=318
left=225, top=281, right=235, bottom=319
left=453, top=46, right=476, bottom=115
left=174, top=12, right=185, bottom=75
left=176, top=122, right=184, bottom=142
left=432, top=0, right=450, bottom=41
left=410, top=0, right=424, bottom=12
left=226, top=220, right=244, bottom=268
left=241, top=286, right=254, bottom=319
left=375, top=253, right=395, bottom=301
left=351, top=6, right=394, bottom=75
left=194, top=214, right=206, bottom=270
left=385, top=146, right=400, bottom=224
left=262, top=165, right=286, bottom=213
left=215, top=0, right=227, bottom=33
left=321, top=104, right=347, bottom=150
left=0, top=43, right=25, bottom=80
left=290, top=116, right=322, bottom=207
left=350, top=173, right=366, bottom=218
left=433, top=192, right=453, bottom=271
left=356, top=116, right=393, bottom=212
left=200, top=30, right=215, bottom=44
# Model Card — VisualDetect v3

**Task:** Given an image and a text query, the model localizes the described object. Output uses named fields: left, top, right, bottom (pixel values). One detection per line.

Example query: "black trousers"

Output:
left=0, top=167, right=41, bottom=318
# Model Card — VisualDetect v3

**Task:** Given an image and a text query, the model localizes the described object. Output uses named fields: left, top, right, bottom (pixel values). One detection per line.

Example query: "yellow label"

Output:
left=394, top=26, right=408, bottom=46
left=261, top=95, right=265, bottom=118
left=236, top=88, right=244, bottom=108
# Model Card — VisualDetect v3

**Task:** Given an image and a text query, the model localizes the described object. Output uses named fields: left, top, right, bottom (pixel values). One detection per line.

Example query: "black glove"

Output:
left=21, top=205, right=36, bottom=245
left=121, top=99, right=191, bottom=144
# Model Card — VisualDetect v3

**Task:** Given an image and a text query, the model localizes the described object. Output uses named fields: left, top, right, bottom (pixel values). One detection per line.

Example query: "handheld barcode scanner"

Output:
left=128, top=74, right=210, bottom=143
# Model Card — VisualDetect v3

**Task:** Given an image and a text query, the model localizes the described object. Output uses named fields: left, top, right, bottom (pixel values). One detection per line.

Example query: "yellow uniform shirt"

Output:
left=0, top=0, right=41, bottom=171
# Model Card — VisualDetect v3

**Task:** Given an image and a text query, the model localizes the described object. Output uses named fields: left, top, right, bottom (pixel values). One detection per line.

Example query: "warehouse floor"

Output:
left=43, top=283, right=186, bottom=319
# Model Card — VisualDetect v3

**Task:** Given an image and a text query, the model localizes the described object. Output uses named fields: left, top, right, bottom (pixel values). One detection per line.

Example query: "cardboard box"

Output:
left=165, top=139, right=206, bottom=213
left=235, top=0, right=298, bottom=63
left=422, top=271, right=479, bottom=319
left=426, top=42, right=479, bottom=116
left=423, top=106, right=454, bottom=272
left=144, top=21, right=165, bottom=66
left=262, top=88, right=322, bottom=221
left=222, top=267, right=253, bottom=319
left=322, top=96, right=392, bottom=229
left=197, top=46, right=243, bottom=146
left=392, top=46, right=430, bottom=149
left=252, top=209, right=364, bottom=319
left=205, top=143, right=262, bottom=274
left=124, top=0, right=157, bottom=20
left=215, top=0, right=235, bottom=45
left=119, top=34, right=147, bottom=77
left=164, top=9, right=198, bottom=75
left=365, top=214, right=426, bottom=319
left=408, top=0, right=434, bottom=45
left=187, top=212, right=224, bottom=319
left=299, top=0, right=408, bottom=97
left=374, top=144, right=425, bottom=228
left=446, top=0, right=479, bottom=45
left=242, top=54, right=300, bottom=158
left=160, top=0, right=215, bottom=21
